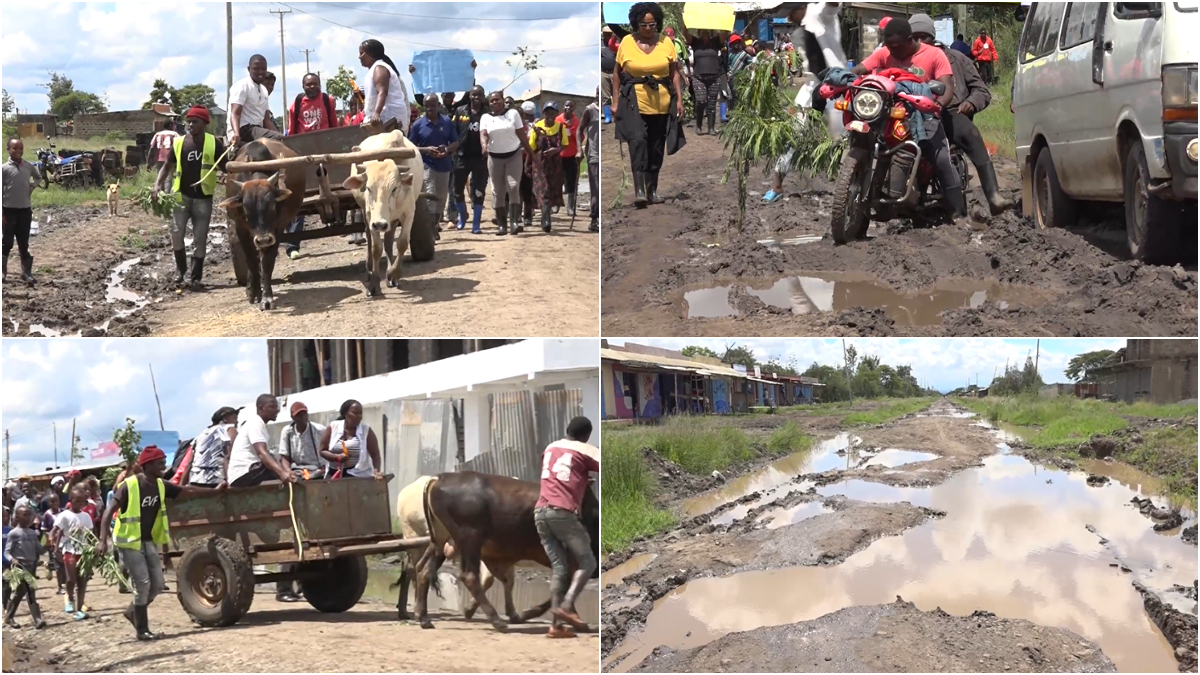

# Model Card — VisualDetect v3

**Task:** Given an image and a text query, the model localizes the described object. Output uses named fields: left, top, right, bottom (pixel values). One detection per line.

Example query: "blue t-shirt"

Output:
left=408, top=114, right=459, bottom=173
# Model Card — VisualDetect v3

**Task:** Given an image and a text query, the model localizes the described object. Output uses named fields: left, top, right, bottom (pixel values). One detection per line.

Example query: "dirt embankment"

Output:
left=628, top=598, right=1116, bottom=673
left=3, top=190, right=597, bottom=337
left=600, top=126, right=1197, bottom=337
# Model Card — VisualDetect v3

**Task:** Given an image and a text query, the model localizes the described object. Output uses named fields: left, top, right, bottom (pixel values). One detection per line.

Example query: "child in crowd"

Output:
left=38, top=493, right=65, bottom=595
left=51, top=486, right=93, bottom=620
left=4, top=505, right=46, bottom=628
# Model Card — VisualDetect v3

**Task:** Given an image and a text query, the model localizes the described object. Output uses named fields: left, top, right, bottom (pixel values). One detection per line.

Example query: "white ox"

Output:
left=394, top=476, right=502, bottom=622
left=341, top=130, right=424, bottom=297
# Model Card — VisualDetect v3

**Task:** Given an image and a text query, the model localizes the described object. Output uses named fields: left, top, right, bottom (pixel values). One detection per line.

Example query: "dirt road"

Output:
left=3, top=576, right=598, bottom=673
left=601, top=400, right=1198, bottom=673
left=600, top=126, right=1197, bottom=336
left=2, top=191, right=597, bottom=337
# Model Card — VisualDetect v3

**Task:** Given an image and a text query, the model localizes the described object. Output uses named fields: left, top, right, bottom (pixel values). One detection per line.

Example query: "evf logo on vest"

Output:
left=141, top=494, right=160, bottom=508
left=186, top=150, right=203, bottom=163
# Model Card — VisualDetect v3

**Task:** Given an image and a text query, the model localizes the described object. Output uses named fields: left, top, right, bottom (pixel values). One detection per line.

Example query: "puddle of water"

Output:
left=681, top=434, right=859, bottom=518
left=759, top=500, right=830, bottom=530
left=615, top=445, right=1195, bottom=674
left=605, top=553, right=658, bottom=587
left=685, top=274, right=1045, bottom=324
left=757, top=235, right=823, bottom=251
left=107, top=257, right=145, bottom=305
left=366, top=566, right=599, bottom=626
left=28, top=324, right=62, bottom=337
left=861, top=448, right=939, bottom=468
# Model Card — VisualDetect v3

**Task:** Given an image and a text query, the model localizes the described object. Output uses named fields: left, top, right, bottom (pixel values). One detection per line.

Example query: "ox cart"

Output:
left=165, top=475, right=428, bottom=627
left=223, top=125, right=439, bottom=288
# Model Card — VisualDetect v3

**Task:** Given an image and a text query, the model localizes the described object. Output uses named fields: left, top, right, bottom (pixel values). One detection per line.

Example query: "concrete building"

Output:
left=74, top=104, right=175, bottom=139
left=15, top=113, right=57, bottom=138
left=1090, top=339, right=1197, bottom=404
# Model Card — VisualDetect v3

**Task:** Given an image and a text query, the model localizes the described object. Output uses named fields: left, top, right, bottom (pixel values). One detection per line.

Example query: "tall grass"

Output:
left=607, top=416, right=757, bottom=475
left=767, top=421, right=813, bottom=454
left=842, top=397, right=935, bottom=426
left=602, top=432, right=676, bottom=553
left=973, top=67, right=1015, bottom=159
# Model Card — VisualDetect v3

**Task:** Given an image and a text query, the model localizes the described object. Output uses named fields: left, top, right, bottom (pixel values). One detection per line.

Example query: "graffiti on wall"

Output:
left=712, top=378, right=730, bottom=414
left=639, top=373, right=662, bottom=418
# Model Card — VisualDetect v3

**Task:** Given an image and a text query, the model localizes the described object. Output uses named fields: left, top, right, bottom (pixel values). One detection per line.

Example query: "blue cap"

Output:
left=543, top=100, right=559, bottom=111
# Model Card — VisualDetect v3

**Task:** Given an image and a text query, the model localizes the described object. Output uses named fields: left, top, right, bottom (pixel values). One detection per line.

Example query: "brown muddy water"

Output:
left=608, top=423, right=1196, bottom=673
left=683, top=273, right=1046, bottom=325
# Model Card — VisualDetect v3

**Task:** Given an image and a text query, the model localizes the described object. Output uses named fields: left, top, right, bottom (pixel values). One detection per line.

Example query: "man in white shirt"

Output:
left=228, top=394, right=295, bottom=488
left=227, top=55, right=283, bottom=146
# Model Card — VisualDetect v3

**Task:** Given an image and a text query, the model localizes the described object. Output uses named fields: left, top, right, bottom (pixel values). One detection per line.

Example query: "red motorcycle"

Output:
left=819, top=70, right=970, bottom=244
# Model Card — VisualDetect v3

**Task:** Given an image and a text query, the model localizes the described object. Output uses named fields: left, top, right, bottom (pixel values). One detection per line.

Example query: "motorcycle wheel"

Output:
left=831, top=146, right=872, bottom=245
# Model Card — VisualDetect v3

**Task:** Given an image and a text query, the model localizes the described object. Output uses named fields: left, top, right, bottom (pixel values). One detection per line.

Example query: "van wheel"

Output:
left=1032, top=149, right=1075, bottom=229
left=1124, top=141, right=1180, bottom=265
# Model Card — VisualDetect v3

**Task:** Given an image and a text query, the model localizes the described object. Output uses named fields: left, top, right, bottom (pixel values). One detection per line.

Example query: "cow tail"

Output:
left=422, top=476, right=442, bottom=597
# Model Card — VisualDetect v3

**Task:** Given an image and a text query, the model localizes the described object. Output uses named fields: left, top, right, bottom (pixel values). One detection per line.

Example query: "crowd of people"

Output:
left=601, top=2, right=1012, bottom=219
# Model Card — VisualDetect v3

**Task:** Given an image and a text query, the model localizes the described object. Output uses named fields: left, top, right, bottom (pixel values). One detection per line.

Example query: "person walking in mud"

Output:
left=679, top=20, right=726, bottom=136
left=97, top=446, right=226, bottom=641
left=480, top=90, right=528, bottom=236
left=2, top=138, right=42, bottom=285
left=4, top=505, right=45, bottom=629
left=613, top=1, right=686, bottom=207
left=153, top=105, right=229, bottom=291
left=535, top=416, right=600, bottom=638
left=909, top=14, right=1012, bottom=215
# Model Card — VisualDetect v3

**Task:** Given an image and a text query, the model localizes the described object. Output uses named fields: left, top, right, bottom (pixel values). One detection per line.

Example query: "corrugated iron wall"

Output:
left=457, top=389, right=583, bottom=480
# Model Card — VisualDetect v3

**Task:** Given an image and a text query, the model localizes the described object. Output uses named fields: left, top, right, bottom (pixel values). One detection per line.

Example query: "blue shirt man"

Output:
left=408, top=94, right=461, bottom=226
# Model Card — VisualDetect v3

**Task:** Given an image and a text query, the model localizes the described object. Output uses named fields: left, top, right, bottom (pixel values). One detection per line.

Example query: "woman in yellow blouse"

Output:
left=613, top=2, right=686, bottom=207
left=527, top=101, right=568, bottom=232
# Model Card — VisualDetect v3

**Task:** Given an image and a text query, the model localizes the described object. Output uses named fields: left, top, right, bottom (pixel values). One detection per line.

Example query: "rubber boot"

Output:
left=134, top=604, right=158, bottom=640
left=978, top=163, right=1013, bottom=216
left=2, top=252, right=8, bottom=279
left=122, top=602, right=136, bottom=628
left=647, top=170, right=664, bottom=204
left=495, top=204, right=508, bottom=236
left=455, top=202, right=468, bottom=231
left=720, top=101, right=728, bottom=122
left=695, top=106, right=706, bottom=135
left=707, top=107, right=717, bottom=135
left=173, top=249, right=187, bottom=287
left=566, top=194, right=577, bottom=218
left=633, top=172, right=648, bottom=207
left=188, top=256, right=205, bottom=290
left=20, top=253, right=35, bottom=285
left=509, top=204, right=522, bottom=236
left=471, top=204, right=483, bottom=234
left=944, top=186, right=969, bottom=223
left=602, top=105, right=612, bottom=124
left=521, top=201, right=533, bottom=232
left=541, top=208, right=553, bottom=233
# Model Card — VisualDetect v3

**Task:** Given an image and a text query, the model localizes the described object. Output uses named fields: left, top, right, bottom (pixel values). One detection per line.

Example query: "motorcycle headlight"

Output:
left=852, top=89, right=885, bottom=121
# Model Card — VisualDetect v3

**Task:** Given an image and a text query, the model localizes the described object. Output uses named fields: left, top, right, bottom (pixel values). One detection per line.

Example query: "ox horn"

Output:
left=227, top=178, right=244, bottom=193
left=267, top=171, right=284, bottom=188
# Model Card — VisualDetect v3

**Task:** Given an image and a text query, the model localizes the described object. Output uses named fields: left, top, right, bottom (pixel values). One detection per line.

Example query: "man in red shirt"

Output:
left=534, top=416, right=599, bottom=638
left=283, top=73, right=339, bottom=259
left=556, top=100, right=582, bottom=217
left=972, top=29, right=998, bottom=84
left=853, top=18, right=966, bottom=221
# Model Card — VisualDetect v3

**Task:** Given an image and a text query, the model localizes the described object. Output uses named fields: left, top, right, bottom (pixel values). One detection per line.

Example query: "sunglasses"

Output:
left=638, top=21, right=657, bottom=28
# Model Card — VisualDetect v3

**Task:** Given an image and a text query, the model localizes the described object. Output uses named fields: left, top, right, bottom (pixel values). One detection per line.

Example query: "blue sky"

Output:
left=606, top=338, right=1128, bottom=392
left=2, top=339, right=268, bottom=477
left=2, top=2, right=599, bottom=116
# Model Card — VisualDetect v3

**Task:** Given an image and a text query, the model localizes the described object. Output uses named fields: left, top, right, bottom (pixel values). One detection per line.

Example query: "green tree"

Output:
left=51, top=91, right=106, bottom=120
left=1065, top=350, right=1116, bottom=383
left=2, top=89, right=13, bottom=117
left=43, top=72, right=74, bottom=108
left=325, top=65, right=358, bottom=107
left=142, top=78, right=176, bottom=111
left=722, top=343, right=757, bottom=369
left=502, top=46, right=541, bottom=91
left=112, top=418, right=142, bottom=468
left=681, top=346, right=719, bottom=359
left=761, top=358, right=799, bottom=377
left=175, top=84, right=216, bottom=114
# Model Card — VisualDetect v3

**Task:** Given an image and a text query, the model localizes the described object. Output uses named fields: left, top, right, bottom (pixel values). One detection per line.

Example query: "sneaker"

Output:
left=288, top=250, right=299, bottom=260
left=56, top=587, right=65, bottom=595
left=71, top=611, right=87, bottom=621
left=64, top=600, right=75, bottom=614
left=79, top=604, right=92, bottom=613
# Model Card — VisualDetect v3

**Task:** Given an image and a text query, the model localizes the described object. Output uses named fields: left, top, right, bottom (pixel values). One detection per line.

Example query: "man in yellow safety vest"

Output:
left=152, top=105, right=229, bottom=291
left=98, top=445, right=225, bottom=640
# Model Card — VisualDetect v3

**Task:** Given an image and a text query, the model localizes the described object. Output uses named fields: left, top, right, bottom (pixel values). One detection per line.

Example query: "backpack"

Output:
left=290, top=93, right=337, bottom=133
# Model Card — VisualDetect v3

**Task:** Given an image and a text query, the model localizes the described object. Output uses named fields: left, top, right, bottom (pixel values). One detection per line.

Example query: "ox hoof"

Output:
left=490, top=618, right=509, bottom=632
left=387, top=278, right=400, bottom=288
left=507, top=615, right=525, bottom=625
left=463, top=607, right=477, bottom=621
left=420, top=620, right=435, bottom=630
left=261, top=297, right=274, bottom=311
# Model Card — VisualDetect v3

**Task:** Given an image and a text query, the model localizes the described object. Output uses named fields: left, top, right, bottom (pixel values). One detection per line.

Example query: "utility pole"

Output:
left=3, top=430, right=9, bottom=485
left=53, top=422, right=58, bottom=469
left=227, top=3, right=234, bottom=111
left=1035, top=339, right=1041, bottom=376
left=69, top=418, right=77, bottom=465
left=302, top=48, right=315, bottom=74
left=270, top=9, right=293, bottom=113
left=843, top=339, right=853, bottom=404
left=149, top=364, right=166, bottom=431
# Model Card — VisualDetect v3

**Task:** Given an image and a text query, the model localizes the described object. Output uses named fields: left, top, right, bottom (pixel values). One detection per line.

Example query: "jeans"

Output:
left=588, top=160, right=599, bottom=221
left=4, top=579, right=41, bottom=623
left=2, top=207, right=33, bottom=259
left=285, top=216, right=304, bottom=255
left=943, top=109, right=992, bottom=178
left=487, top=152, right=523, bottom=211
left=628, top=114, right=668, bottom=173
left=534, top=507, right=597, bottom=600
left=919, top=121, right=961, bottom=194
left=423, top=170, right=451, bottom=224
left=230, top=463, right=275, bottom=488
left=171, top=195, right=214, bottom=258
left=977, top=60, right=994, bottom=83
left=119, top=542, right=165, bottom=606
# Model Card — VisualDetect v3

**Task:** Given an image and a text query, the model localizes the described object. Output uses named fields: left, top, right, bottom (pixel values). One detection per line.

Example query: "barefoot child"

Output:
left=4, top=505, right=46, bottom=628
left=51, top=486, right=93, bottom=620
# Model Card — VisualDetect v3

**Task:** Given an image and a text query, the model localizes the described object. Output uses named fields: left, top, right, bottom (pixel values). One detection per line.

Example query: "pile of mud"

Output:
left=627, top=598, right=1117, bottom=673
left=1134, top=581, right=1198, bottom=672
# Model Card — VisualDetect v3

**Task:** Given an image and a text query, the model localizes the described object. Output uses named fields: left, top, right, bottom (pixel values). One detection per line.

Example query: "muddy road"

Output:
left=2, top=188, right=597, bottom=337
left=601, top=400, right=1198, bottom=673
left=600, top=126, right=1197, bottom=336
left=3, top=562, right=598, bottom=673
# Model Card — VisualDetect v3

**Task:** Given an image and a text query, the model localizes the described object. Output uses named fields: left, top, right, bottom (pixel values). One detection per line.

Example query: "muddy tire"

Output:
left=1032, top=149, right=1076, bottom=229
left=1123, top=141, right=1180, bottom=265
left=830, top=146, right=872, bottom=244
left=299, top=555, right=368, bottom=613
left=229, top=227, right=251, bottom=287
left=177, top=536, right=256, bottom=627
left=409, top=194, right=437, bottom=262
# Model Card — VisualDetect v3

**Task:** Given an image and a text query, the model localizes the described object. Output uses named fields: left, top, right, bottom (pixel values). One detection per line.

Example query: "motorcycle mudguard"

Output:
left=896, top=92, right=941, bottom=115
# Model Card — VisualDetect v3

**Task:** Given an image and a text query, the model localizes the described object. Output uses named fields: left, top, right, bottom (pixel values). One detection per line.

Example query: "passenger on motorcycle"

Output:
left=909, top=13, right=1012, bottom=215
left=851, top=18, right=967, bottom=220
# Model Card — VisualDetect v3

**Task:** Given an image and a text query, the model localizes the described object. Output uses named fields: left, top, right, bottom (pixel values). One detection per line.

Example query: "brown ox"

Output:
left=218, top=139, right=306, bottom=310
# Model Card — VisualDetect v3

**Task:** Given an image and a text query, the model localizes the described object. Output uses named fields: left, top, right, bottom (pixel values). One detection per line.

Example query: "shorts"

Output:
left=62, top=551, right=81, bottom=568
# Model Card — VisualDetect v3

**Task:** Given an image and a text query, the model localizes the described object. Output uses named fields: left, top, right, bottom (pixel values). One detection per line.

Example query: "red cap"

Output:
left=729, top=34, right=742, bottom=43
left=878, top=16, right=892, bottom=30
left=65, top=469, right=81, bottom=480
left=137, top=445, right=166, bottom=466
left=185, top=105, right=211, bottom=123
left=290, top=401, right=308, bottom=416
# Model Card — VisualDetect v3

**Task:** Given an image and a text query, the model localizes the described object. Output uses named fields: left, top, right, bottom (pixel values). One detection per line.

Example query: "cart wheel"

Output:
left=409, top=194, right=437, bottom=263
left=229, top=226, right=250, bottom=287
left=176, top=536, right=256, bottom=627
left=299, top=555, right=368, bottom=613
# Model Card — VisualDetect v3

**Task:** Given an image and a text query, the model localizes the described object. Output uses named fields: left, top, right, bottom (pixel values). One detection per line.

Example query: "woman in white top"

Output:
left=480, top=91, right=530, bottom=236
left=359, top=39, right=411, bottom=134
left=318, top=399, right=383, bottom=479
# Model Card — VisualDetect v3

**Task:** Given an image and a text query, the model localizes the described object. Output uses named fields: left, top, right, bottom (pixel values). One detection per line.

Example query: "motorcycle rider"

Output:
left=851, top=18, right=968, bottom=222
left=909, top=14, right=1012, bottom=215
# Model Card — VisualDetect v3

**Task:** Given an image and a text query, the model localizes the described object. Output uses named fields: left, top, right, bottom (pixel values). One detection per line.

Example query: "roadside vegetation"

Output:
left=603, top=436, right=676, bottom=553
left=842, top=397, right=937, bottom=426
left=957, top=395, right=1197, bottom=500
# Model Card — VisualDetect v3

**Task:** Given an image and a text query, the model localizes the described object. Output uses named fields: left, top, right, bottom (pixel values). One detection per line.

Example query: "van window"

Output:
left=1061, top=3, right=1102, bottom=48
left=1021, top=3, right=1068, bottom=62
left=1114, top=2, right=1163, bottom=17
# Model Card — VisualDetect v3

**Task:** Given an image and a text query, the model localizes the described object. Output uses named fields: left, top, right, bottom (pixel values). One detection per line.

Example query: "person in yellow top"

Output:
left=613, top=1, right=686, bottom=207
left=527, top=101, right=568, bottom=233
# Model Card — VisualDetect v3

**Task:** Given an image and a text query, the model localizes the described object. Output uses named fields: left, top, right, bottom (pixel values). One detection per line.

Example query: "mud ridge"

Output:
left=1133, top=580, right=1198, bottom=672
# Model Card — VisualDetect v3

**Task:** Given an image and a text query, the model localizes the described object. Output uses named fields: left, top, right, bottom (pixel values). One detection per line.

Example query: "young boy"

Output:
left=51, top=486, right=93, bottom=620
left=38, top=493, right=65, bottom=595
left=4, top=505, right=46, bottom=628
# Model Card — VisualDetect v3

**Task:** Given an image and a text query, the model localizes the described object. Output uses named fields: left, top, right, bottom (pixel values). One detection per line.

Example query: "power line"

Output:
left=313, top=2, right=586, bottom=22
left=276, top=3, right=597, bottom=53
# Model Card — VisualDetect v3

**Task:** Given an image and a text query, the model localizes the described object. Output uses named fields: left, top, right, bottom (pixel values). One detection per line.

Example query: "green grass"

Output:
left=30, top=165, right=158, bottom=209
left=115, top=227, right=149, bottom=250
left=606, top=416, right=757, bottom=475
left=973, top=67, right=1015, bottom=159
left=841, top=397, right=936, bottom=426
left=766, top=421, right=813, bottom=454
left=601, top=436, right=676, bottom=553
